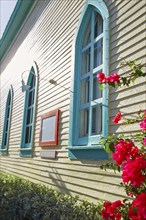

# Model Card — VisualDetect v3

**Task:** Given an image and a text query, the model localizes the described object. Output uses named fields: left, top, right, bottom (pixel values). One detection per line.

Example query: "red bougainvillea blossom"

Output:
left=122, top=155, right=146, bottom=187
left=140, top=118, right=146, bottom=131
left=108, top=73, right=120, bottom=83
left=101, top=200, right=123, bottom=220
left=128, top=192, right=146, bottom=219
left=112, top=140, right=139, bottom=165
left=112, top=111, right=122, bottom=124
left=143, top=138, right=146, bottom=146
left=97, top=72, right=120, bottom=84
left=97, top=72, right=106, bottom=83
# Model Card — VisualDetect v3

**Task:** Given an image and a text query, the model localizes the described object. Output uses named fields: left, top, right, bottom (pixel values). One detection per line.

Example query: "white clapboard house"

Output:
left=0, top=0, right=145, bottom=203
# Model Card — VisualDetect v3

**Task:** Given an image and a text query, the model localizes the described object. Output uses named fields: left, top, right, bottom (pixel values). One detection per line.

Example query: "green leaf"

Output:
left=121, top=77, right=127, bottom=85
left=99, top=83, right=104, bottom=90
left=105, top=144, right=111, bottom=153
left=109, top=142, right=115, bottom=152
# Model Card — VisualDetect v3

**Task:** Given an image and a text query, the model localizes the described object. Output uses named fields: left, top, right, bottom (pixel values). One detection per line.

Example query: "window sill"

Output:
left=66, top=145, right=108, bottom=160
left=0, top=148, right=8, bottom=156
left=20, top=148, right=32, bottom=157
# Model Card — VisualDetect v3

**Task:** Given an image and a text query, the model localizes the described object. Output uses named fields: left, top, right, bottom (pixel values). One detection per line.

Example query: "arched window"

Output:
left=68, top=0, right=109, bottom=159
left=1, top=86, right=13, bottom=154
left=20, top=62, right=38, bottom=156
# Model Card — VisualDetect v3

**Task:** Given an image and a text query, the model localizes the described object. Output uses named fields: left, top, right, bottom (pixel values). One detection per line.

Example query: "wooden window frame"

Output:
left=1, top=86, right=13, bottom=153
left=68, top=0, right=109, bottom=160
left=20, top=61, right=38, bottom=157
left=39, top=109, right=59, bottom=146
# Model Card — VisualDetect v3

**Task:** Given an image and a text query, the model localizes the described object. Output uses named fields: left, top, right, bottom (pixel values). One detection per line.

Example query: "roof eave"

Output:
left=0, top=0, right=36, bottom=61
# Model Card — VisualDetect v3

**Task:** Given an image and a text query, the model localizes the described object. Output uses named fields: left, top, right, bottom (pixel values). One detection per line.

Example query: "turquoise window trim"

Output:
left=1, top=86, right=13, bottom=155
left=68, top=0, right=109, bottom=160
left=67, top=146, right=108, bottom=160
left=20, top=61, right=38, bottom=157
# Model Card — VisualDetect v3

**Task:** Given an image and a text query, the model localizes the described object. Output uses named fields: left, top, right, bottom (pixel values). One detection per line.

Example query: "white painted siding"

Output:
left=0, top=0, right=146, bottom=203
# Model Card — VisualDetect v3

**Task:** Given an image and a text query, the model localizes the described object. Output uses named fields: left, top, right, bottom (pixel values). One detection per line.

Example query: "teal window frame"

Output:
left=20, top=61, right=38, bottom=157
left=1, top=86, right=13, bottom=155
left=68, top=0, right=109, bottom=160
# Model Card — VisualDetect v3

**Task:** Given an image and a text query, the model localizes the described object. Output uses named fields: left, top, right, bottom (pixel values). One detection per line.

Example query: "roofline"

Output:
left=0, top=0, right=36, bottom=61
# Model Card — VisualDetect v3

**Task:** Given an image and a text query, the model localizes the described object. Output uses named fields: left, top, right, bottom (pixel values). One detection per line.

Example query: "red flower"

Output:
left=128, top=192, right=146, bottom=219
left=109, top=73, right=120, bottom=83
left=97, top=72, right=121, bottom=85
left=101, top=200, right=123, bottom=220
left=122, top=155, right=146, bottom=187
left=112, top=111, right=122, bottom=124
left=143, top=138, right=146, bottom=146
left=97, top=72, right=106, bottom=83
left=140, top=119, right=146, bottom=131
left=112, top=140, right=137, bottom=165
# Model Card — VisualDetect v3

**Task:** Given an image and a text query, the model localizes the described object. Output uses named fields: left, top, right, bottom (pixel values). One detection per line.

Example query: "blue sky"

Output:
left=0, top=0, right=17, bottom=39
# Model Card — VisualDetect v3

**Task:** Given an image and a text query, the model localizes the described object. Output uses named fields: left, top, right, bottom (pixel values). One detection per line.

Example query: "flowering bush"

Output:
left=102, top=201, right=123, bottom=220
left=97, top=61, right=146, bottom=219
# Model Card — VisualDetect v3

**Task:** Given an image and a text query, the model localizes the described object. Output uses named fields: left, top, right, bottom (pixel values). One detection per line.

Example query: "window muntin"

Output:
left=78, top=10, right=104, bottom=145
left=1, top=88, right=13, bottom=151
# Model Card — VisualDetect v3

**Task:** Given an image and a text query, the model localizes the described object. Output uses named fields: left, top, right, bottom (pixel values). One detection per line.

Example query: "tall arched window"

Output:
left=1, top=86, right=13, bottom=154
left=20, top=62, right=38, bottom=156
left=69, top=0, right=109, bottom=159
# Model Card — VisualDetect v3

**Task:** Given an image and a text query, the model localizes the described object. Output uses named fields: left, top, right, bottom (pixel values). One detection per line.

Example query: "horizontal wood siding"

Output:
left=0, top=0, right=145, bottom=203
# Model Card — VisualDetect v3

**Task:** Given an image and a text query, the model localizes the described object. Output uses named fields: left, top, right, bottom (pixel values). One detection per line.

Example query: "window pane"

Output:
left=25, top=127, right=29, bottom=143
left=82, top=17, right=91, bottom=47
left=30, top=75, right=35, bottom=89
left=80, top=77, right=90, bottom=104
left=79, top=109, right=89, bottom=137
left=25, top=126, right=32, bottom=144
left=26, top=109, right=31, bottom=125
left=93, top=73, right=102, bottom=100
left=94, top=39, right=103, bottom=68
left=4, top=132, right=8, bottom=146
left=30, top=108, right=33, bottom=123
left=81, top=48, right=91, bottom=75
left=28, top=91, right=32, bottom=107
left=28, top=90, right=35, bottom=107
left=6, top=106, right=10, bottom=120
left=5, top=119, right=9, bottom=132
left=92, top=106, right=102, bottom=135
left=8, top=96, right=11, bottom=106
left=31, top=90, right=35, bottom=105
left=94, top=12, right=103, bottom=38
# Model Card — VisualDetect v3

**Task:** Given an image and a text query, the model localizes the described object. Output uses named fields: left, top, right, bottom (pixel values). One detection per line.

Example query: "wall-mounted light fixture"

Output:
left=21, top=70, right=33, bottom=92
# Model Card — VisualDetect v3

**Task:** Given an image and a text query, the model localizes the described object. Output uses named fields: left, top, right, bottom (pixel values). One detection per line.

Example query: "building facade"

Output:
left=0, top=0, right=146, bottom=203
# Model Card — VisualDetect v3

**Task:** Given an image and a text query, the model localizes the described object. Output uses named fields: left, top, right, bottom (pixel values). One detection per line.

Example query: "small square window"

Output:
left=39, top=109, right=59, bottom=146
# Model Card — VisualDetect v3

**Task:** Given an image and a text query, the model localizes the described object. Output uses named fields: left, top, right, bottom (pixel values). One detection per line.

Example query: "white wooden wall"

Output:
left=0, top=0, right=146, bottom=203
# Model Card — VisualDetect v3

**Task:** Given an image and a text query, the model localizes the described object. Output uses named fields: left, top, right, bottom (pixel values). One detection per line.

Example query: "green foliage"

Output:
left=0, top=172, right=103, bottom=220
left=100, top=163, right=121, bottom=173
left=120, top=60, right=146, bottom=86
left=100, top=134, right=124, bottom=153
left=120, top=181, right=146, bottom=197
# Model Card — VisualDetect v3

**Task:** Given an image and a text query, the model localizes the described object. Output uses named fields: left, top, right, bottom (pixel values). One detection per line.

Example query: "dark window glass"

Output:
left=94, top=13, right=103, bottom=38
left=25, top=126, right=32, bottom=144
left=92, top=106, right=102, bottom=135
left=93, top=73, right=102, bottom=100
left=82, top=17, right=91, bottom=47
left=79, top=109, right=89, bottom=137
left=94, top=39, right=103, bottom=68
left=4, top=132, right=8, bottom=146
